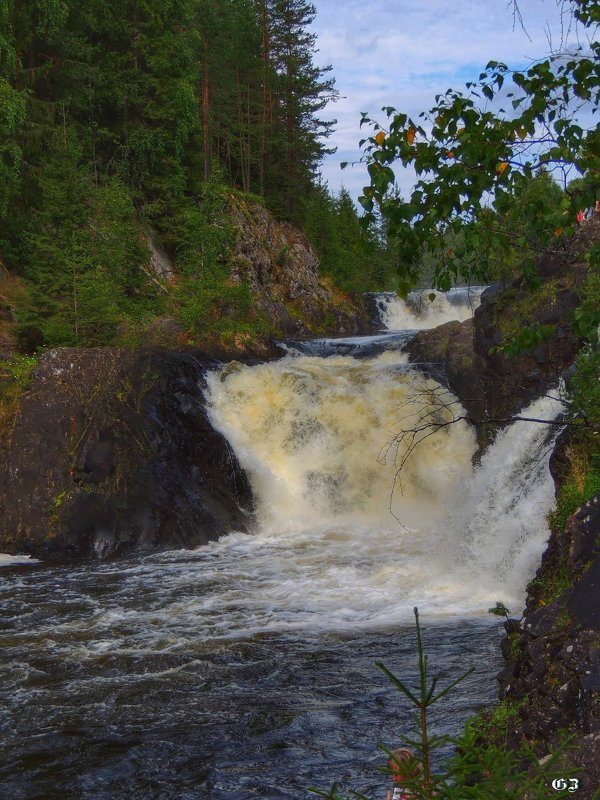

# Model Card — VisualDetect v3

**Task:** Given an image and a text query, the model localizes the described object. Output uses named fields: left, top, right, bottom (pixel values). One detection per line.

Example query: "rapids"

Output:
left=0, top=289, right=563, bottom=799
left=373, top=286, right=485, bottom=330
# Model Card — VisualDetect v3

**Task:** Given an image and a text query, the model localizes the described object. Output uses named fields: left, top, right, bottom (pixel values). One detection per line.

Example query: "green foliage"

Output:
left=491, top=324, right=555, bottom=358
left=304, top=184, right=398, bottom=292
left=0, top=354, right=38, bottom=388
left=487, top=601, right=510, bottom=619
left=358, top=1, right=599, bottom=291
left=15, top=144, right=162, bottom=349
left=550, top=446, right=600, bottom=533
left=0, top=353, right=38, bottom=439
left=527, top=562, right=574, bottom=606
left=0, top=0, right=345, bottom=347
left=570, top=347, right=600, bottom=427
left=164, top=177, right=260, bottom=338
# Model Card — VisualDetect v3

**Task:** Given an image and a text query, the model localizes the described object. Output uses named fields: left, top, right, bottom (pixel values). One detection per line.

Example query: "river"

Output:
left=0, top=289, right=562, bottom=799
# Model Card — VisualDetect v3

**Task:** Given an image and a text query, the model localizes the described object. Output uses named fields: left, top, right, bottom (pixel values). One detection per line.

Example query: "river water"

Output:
left=0, top=290, right=562, bottom=799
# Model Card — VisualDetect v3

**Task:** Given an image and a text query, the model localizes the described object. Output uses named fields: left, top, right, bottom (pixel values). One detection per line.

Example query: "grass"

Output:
left=550, top=445, right=600, bottom=533
left=0, top=355, right=39, bottom=444
left=527, top=562, right=574, bottom=607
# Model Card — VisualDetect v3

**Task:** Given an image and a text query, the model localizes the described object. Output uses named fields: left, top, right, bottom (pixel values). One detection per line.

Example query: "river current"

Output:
left=0, top=289, right=562, bottom=799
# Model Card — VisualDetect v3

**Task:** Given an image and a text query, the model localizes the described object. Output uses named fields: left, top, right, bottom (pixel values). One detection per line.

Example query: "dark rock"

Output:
left=496, top=662, right=517, bottom=691
left=504, top=618, right=521, bottom=636
left=0, top=348, right=254, bottom=561
left=528, top=638, right=549, bottom=677
left=568, top=492, right=600, bottom=567
left=405, top=318, right=488, bottom=423
left=568, top=557, right=600, bottom=631
left=574, top=733, right=600, bottom=799
left=523, top=604, right=562, bottom=638
left=362, top=292, right=394, bottom=328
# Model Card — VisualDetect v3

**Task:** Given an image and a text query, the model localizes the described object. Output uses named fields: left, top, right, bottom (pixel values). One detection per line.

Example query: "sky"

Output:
left=310, top=0, right=585, bottom=202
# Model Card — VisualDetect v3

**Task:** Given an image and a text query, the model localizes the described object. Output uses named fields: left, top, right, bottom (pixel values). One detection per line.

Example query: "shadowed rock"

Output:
left=0, top=348, right=253, bottom=561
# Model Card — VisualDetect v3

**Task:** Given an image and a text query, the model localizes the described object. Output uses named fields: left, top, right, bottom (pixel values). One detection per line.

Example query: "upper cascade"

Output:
left=374, top=287, right=486, bottom=331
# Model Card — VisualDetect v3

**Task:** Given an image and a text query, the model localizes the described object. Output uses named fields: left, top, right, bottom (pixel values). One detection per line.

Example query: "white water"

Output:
left=0, top=553, right=40, bottom=567
left=378, top=286, right=485, bottom=330
left=203, top=348, right=562, bottom=631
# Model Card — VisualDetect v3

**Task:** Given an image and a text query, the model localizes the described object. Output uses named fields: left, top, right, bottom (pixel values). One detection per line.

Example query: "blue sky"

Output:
left=311, top=0, right=585, bottom=201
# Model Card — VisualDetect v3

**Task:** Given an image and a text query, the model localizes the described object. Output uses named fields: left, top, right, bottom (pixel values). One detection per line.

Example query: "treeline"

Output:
left=2, top=0, right=336, bottom=220
left=0, top=0, right=394, bottom=350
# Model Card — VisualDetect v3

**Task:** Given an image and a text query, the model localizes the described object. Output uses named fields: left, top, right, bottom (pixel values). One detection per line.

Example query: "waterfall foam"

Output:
left=376, top=286, right=485, bottom=330
left=204, top=350, right=562, bottom=627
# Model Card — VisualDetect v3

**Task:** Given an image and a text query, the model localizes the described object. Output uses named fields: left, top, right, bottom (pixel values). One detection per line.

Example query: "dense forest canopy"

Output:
left=0, top=0, right=395, bottom=350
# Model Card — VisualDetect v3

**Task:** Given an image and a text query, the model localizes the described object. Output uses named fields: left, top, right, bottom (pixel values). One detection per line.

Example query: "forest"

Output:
left=0, top=0, right=395, bottom=352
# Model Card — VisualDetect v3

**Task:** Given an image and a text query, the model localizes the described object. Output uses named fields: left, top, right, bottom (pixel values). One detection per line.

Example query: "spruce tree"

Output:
left=266, top=0, right=337, bottom=218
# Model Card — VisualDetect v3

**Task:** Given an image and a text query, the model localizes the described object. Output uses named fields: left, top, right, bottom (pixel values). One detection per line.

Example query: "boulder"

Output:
left=0, top=348, right=253, bottom=561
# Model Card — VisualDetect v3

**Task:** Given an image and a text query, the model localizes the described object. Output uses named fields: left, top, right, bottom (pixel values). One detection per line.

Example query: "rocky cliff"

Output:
left=0, top=194, right=373, bottom=560
left=494, top=445, right=600, bottom=797
left=403, top=224, right=600, bottom=791
left=0, top=349, right=253, bottom=560
left=405, top=235, right=588, bottom=446
left=226, top=194, right=370, bottom=338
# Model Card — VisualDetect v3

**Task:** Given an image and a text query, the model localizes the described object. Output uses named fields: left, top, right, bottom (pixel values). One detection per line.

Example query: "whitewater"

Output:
left=0, top=289, right=563, bottom=799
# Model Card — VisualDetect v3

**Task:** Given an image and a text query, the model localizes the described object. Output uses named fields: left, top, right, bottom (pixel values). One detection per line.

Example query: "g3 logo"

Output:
left=551, top=778, right=579, bottom=793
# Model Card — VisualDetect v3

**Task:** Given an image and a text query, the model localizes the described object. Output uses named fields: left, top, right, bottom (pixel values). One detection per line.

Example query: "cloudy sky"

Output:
left=310, top=0, right=583, bottom=201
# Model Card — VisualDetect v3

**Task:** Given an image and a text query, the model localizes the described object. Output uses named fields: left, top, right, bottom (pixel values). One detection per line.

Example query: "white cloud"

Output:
left=312, top=0, right=586, bottom=203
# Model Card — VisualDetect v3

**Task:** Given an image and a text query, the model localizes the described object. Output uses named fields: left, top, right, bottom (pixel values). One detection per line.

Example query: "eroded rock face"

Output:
left=227, top=196, right=371, bottom=336
left=0, top=348, right=252, bottom=560
left=404, top=318, right=487, bottom=421
left=496, top=490, right=600, bottom=798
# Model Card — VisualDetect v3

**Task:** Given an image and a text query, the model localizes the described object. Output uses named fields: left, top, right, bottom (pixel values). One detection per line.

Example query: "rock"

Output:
left=405, top=263, right=581, bottom=446
left=0, top=348, right=253, bottom=561
left=145, top=228, right=175, bottom=281
left=227, top=195, right=371, bottom=337
left=568, top=492, right=600, bottom=567
left=405, top=318, right=487, bottom=421
left=472, top=280, right=581, bottom=421
left=523, top=605, right=562, bottom=638
left=568, top=556, right=600, bottom=631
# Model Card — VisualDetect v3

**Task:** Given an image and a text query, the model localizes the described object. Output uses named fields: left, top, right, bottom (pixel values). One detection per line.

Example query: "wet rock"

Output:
left=405, top=318, right=488, bottom=421
left=569, top=556, right=600, bottom=631
left=568, top=492, right=600, bottom=567
left=0, top=348, right=253, bottom=561
left=523, top=605, right=562, bottom=638
left=405, top=275, right=580, bottom=448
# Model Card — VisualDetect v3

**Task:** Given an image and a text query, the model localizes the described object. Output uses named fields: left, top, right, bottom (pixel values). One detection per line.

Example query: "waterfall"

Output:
left=204, top=348, right=562, bottom=627
left=375, top=286, right=485, bottom=330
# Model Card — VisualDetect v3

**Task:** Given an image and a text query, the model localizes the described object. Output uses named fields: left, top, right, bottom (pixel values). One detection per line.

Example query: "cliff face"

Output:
left=496, top=458, right=600, bottom=797
left=0, top=194, right=373, bottom=559
left=405, top=245, right=586, bottom=450
left=226, top=195, right=370, bottom=337
left=0, top=349, right=252, bottom=560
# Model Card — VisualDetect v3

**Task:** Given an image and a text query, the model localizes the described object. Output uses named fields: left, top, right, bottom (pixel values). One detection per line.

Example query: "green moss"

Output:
left=0, top=355, right=38, bottom=388
left=0, top=355, right=39, bottom=443
left=508, top=631, right=522, bottom=661
left=527, top=562, right=573, bottom=606
left=550, top=447, right=600, bottom=532
left=490, top=279, right=560, bottom=356
left=465, top=698, right=520, bottom=744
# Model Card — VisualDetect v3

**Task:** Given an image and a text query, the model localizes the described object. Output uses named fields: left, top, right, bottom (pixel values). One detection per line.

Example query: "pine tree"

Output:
left=266, top=0, right=337, bottom=218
